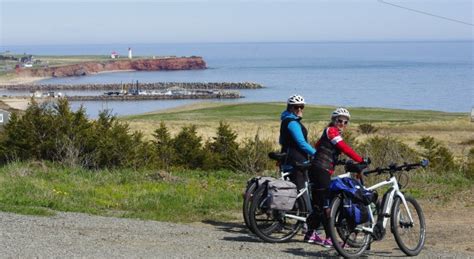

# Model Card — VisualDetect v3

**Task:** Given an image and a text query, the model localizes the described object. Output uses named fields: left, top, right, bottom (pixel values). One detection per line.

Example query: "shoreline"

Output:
left=0, top=76, right=46, bottom=86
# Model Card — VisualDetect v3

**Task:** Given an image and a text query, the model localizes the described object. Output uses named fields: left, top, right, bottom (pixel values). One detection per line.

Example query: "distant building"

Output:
left=471, top=107, right=474, bottom=122
left=111, top=51, right=119, bottom=59
left=0, top=109, right=10, bottom=125
left=128, top=48, right=132, bottom=59
left=19, top=55, right=33, bottom=63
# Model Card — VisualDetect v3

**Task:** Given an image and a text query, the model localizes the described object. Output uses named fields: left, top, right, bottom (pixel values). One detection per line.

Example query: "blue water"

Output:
left=2, top=41, right=472, bottom=117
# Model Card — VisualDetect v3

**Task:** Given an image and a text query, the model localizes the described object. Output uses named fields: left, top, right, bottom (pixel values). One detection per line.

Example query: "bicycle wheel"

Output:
left=248, top=184, right=307, bottom=242
left=391, top=196, right=426, bottom=256
left=242, top=181, right=258, bottom=233
left=328, top=196, right=372, bottom=258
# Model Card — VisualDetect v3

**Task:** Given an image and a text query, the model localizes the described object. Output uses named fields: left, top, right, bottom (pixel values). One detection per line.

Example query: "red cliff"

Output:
left=16, top=57, right=207, bottom=78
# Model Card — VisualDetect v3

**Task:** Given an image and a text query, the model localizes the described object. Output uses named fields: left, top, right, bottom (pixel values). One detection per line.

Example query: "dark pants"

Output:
left=285, top=149, right=308, bottom=191
left=307, top=165, right=331, bottom=236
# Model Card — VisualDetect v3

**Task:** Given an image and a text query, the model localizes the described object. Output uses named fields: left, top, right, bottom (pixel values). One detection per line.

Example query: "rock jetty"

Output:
left=3, top=82, right=263, bottom=91
left=14, top=57, right=206, bottom=78
left=66, top=91, right=241, bottom=101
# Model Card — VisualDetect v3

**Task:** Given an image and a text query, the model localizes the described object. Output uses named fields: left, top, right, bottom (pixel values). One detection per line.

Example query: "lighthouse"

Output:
left=128, top=48, right=132, bottom=59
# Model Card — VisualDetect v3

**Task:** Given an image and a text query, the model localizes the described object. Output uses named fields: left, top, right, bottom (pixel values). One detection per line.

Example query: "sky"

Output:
left=0, top=0, right=472, bottom=45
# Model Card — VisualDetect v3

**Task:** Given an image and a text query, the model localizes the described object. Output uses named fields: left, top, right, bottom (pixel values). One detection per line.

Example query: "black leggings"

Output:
left=307, top=165, right=331, bottom=235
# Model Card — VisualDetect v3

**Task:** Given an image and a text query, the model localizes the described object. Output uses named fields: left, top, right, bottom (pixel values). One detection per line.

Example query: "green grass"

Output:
left=0, top=161, right=471, bottom=221
left=0, top=162, right=248, bottom=222
left=124, top=103, right=467, bottom=123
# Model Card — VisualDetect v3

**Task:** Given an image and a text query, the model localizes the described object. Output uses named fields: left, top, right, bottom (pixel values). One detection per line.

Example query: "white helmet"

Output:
left=331, top=107, right=351, bottom=119
left=287, top=94, right=305, bottom=105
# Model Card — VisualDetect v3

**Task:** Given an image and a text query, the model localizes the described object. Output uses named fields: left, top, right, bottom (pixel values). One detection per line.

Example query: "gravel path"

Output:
left=1, top=211, right=472, bottom=258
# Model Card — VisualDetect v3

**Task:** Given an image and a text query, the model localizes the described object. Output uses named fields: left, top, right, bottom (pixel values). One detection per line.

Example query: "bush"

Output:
left=203, top=121, right=239, bottom=170
left=125, top=131, right=155, bottom=170
left=417, top=136, right=456, bottom=172
left=172, top=125, right=204, bottom=169
left=342, top=129, right=358, bottom=148
left=464, top=148, right=474, bottom=180
left=152, top=122, right=176, bottom=170
left=88, top=110, right=135, bottom=169
left=232, top=129, right=275, bottom=174
left=1, top=99, right=95, bottom=166
left=358, top=123, right=378, bottom=134
left=358, top=136, right=419, bottom=168
left=0, top=99, right=149, bottom=170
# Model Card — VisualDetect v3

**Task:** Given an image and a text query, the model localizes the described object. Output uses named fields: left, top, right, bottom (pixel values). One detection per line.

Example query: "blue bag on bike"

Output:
left=330, top=177, right=377, bottom=225
left=342, top=198, right=370, bottom=225
left=330, top=177, right=376, bottom=206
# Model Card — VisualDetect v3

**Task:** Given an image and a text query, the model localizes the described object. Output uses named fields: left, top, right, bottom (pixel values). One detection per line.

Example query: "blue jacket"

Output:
left=279, top=110, right=316, bottom=156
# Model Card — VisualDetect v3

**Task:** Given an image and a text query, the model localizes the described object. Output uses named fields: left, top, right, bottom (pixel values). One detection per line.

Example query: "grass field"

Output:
left=125, top=102, right=466, bottom=123
left=0, top=162, right=250, bottom=222
left=123, top=102, right=472, bottom=158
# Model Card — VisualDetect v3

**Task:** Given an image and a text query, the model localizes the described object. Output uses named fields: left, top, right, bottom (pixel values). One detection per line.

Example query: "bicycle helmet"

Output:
left=331, top=107, right=351, bottom=119
left=287, top=94, right=305, bottom=105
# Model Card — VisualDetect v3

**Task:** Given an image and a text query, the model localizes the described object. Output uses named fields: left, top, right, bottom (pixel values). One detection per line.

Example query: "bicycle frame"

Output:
left=360, top=175, right=415, bottom=234
left=282, top=172, right=352, bottom=222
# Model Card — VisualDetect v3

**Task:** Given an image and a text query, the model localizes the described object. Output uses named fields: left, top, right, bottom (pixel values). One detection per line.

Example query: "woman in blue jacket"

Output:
left=279, top=94, right=316, bottom=189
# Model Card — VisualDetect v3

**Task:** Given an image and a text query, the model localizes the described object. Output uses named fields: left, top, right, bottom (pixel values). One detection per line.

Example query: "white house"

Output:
left=110, top=51, right=119, bottom=59
left=0, top=109, right=10, bottom=125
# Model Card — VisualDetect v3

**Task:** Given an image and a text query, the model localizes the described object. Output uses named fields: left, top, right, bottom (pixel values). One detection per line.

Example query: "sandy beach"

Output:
left=0, top=76, right=46, bottom=86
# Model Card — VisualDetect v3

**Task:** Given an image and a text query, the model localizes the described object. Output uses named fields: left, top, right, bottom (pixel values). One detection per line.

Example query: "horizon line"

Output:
left=2, top=39, right=473, bottom=47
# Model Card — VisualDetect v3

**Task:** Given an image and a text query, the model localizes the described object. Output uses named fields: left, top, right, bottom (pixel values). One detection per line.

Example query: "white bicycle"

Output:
left=328, top=159, right=429, bottom=258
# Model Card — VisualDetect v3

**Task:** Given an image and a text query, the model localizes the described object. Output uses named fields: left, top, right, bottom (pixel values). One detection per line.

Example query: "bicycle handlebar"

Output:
left=363, top=159, right=429, bottom=176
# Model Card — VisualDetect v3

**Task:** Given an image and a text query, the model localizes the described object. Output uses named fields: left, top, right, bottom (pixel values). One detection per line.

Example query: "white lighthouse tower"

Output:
left=128, top=47, right=132, bottom=59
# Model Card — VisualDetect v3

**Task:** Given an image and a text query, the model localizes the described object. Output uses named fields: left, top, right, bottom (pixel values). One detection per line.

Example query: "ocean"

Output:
left=2, top=41, right=472, bottom=117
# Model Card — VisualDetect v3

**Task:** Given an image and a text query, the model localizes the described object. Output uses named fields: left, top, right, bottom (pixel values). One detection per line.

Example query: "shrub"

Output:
left=417, top=136, right=456, bottom=172
left=203, top=121, right=239, bottom=170
left=232, top=129, right=275, bottom=174
left=89, top=110, right=135, bottom=169
left=1, top=98, right=95, bottom=166
left=172, top=125, right=204, bottom=169
left=464, top=148, right=474, bottom=180
left=342, top=129, right=358, bottom=149
left=358, top=123, right=378, bottom=134
left=358, top=136, right=419, bottom=168
left=152, top=122, right=176, bottom=170
left=125, top=131, right=155, bottom=170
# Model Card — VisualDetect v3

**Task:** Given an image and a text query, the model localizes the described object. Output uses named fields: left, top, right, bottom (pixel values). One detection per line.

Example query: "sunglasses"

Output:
left=292, top=105, right=305, bottom=110
left=337, top=119, right=349, bottom=125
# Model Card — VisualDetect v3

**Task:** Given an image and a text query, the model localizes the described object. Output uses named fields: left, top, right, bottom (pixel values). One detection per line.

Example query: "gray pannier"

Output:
left=267, top=179, right=298, bottom=211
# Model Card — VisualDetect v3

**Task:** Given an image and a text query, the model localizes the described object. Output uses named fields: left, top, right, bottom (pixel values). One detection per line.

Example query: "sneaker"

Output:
left=322, top=238, right=333, bottom=248
left=305, top=231, right=325, bottom=246
left=303, top=230, right=313, bottom=242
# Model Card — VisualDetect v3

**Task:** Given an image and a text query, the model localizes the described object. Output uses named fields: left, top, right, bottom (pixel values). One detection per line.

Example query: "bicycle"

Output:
left=247, top=154, right=313, bottom=242
left=242, top=152, right=293, bottom=235
left=328, top=159, right=429, bottom=258
left=244, top=152, right=349, bottom=243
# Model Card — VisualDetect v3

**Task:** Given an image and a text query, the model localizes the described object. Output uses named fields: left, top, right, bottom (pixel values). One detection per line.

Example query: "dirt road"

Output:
left=0, top=204, right=472, bottom=258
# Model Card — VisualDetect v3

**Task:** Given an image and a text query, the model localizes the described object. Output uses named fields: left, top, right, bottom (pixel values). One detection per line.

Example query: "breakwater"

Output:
left=65, top=91, right=241, bottom=101
left=3, top=82, right=263, bottom=91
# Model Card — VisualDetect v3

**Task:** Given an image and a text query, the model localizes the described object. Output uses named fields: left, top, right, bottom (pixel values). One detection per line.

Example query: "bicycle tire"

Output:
left=328, top=196, right=372, bottom=258
left=248, top=184, right=306, bottom=243
left=391, top=196, right=426, bottom=256
left=242, top=181, right=258, bottom=233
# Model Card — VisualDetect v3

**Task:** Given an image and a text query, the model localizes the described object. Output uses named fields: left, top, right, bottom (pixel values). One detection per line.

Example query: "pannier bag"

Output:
left=343, top=198, right=370, bottom=225
left=330, top=177, right=377, bottom=225
left=329, top=177, right=377, bottom=205
left=245, top=176, right=276, bottom=194
left=267, top=179, right=298, bottom=211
